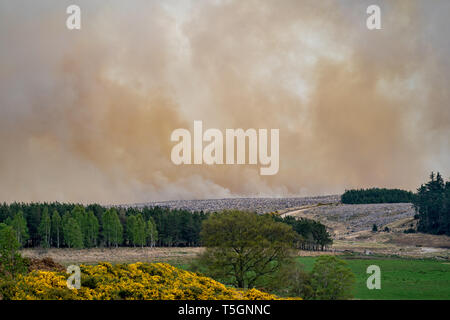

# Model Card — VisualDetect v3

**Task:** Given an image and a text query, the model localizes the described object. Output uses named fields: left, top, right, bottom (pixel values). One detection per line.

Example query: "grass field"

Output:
left=296, top=256, right=450, bottom=300
left=22, top=248, right=450, bottom=300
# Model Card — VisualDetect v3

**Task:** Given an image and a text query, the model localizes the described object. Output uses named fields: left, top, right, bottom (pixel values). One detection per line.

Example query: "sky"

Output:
left=0, top=0, right=449, bottom=204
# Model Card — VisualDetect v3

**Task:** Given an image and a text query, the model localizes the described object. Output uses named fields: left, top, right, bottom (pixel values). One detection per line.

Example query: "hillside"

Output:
left=128, top=195, right=340, bottom=213
left=281, top=202, right=450, bottom=258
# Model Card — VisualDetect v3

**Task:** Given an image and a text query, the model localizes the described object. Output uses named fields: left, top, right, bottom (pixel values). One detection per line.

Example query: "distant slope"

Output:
left=128, top=195, right=340, bottom=213
left=283, top=202, right=415, bottom=235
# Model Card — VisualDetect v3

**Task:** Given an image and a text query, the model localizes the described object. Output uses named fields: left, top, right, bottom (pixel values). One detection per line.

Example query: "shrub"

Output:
left=310, top=256, right=355, bottom=300
left=8, top=262, right=300, bottom=300
left=262, top=261, right=314, bottom=299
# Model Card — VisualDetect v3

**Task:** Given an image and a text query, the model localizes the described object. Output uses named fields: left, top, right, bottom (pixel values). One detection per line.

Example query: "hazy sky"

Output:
left=0, top=0, right=449, bottom=204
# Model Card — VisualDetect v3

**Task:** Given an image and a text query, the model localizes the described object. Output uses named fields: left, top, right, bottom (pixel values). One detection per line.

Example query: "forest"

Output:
left=0, top=203, right=207, bottom=248
left=341, top=173, right=450, bottom=236
left=341, top=188, right=415, bottom=204
left=0, top=203, right=331, bottom=250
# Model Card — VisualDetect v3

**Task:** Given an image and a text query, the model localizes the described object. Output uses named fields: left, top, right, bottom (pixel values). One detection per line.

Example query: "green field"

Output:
left=296, top=256, right=450, bottom=300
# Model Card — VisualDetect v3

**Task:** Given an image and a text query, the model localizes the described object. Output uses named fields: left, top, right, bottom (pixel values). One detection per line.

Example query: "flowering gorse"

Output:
left=11, top=262, right=300, bottom=300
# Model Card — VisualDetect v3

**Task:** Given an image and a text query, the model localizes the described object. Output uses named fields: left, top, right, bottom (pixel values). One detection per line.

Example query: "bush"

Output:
left=310, top=256, right=355, bottom=300
left=262, top=261, right=314, bottom=299
left=257, top=256, right=355, bottom=300
left=0, top=279, right=18, bottom=300
left=8, top=262, right=299, bottom=300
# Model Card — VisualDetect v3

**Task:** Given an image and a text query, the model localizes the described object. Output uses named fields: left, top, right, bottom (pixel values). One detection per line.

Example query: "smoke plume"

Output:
left=0, top=0, right=449, bottom=204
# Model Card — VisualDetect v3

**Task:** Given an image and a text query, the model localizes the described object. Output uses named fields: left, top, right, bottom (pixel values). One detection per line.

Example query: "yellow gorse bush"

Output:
left=11, top=262, right=300, bottom=300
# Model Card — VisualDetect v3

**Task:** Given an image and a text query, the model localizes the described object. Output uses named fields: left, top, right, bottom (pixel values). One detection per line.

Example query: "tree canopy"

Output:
left=199, top=210, right=298, bottom=288
left=273, top=215, right=333, bottom=251
left=0, top=203, right=207, bottom=248
left=341, top=188, right=415, bottom=204
left=413, top=172, right=450, bottom=235
left=310, top=255, right=355, bottom=300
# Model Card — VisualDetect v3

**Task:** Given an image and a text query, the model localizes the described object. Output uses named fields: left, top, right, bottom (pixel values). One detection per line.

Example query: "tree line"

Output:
left=341, top=188, right=415, bottom=204
left=273, top=215, right=333, bottom=251
left=0, top=202, right=332, bottom=251
left=341, top=172, right=449, bottom=236
left=413, top=172, right=450, bottom=236
left=0, top=203, right=208, bottom=248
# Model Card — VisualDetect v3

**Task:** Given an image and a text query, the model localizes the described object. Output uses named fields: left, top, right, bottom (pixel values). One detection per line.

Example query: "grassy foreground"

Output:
left=296, top=256, right=450, bottom=300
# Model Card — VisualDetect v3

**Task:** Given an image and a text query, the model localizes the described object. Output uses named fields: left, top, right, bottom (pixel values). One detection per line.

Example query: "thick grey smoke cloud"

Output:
left=0, top=0, right=449, bottom=204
